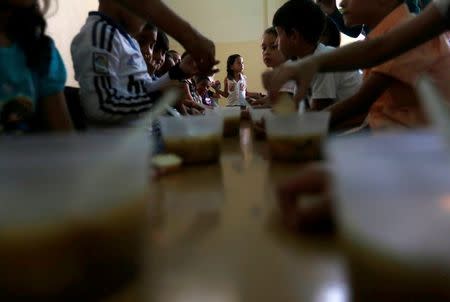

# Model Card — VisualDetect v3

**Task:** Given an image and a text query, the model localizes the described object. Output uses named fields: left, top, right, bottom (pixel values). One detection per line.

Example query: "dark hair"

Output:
left=194, top=75, right=210, bottom=84
left=153, top=30, right=169, bottom=53
left=3, top=1, right=52, bottom=75
left=273, top=0, right=326, bottom=45
left=226, top=54, right=241, bottom=81
left=264, top=26, right=278, bottom=37
left=181, top=51, right=188, bottom=59
left=321, top=17, right=341, bottom=47
left=143, top=22, right=157, bottom=32
left=167, top=49, right=179, bottom=56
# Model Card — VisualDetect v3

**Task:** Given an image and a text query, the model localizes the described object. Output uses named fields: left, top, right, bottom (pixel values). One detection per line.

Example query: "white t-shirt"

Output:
left=226, top=74, right=247, bottom=106
left=434, top=0, right=450, bottom=16
left=71, top=12, right=172, bottom=124
left=307, top=43, right=362, bottom=104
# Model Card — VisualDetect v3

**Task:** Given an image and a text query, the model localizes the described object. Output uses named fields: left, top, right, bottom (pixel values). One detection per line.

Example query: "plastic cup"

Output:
left=214, top=107, right=241, bottom=137
left=0, top=130, right=151, bottom=300
left=327, top=131, right=450, bottom=299
left=266, top=112, right=330, bottom=161
left=160, top=115, right=224, bottom=164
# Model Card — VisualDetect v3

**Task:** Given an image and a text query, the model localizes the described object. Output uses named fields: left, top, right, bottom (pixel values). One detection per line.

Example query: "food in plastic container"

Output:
left=266, top=112, right=330, bottom=161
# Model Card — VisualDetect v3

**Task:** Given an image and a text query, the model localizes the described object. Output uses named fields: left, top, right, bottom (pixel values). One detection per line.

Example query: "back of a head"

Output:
left=273, top=0, right=326, bottom=45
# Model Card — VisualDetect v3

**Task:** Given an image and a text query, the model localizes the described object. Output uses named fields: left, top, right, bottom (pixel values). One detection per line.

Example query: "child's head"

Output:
left=226, top=54, right=244, bottom=80
left=194, top=75, right=211, bottom=95
left=166, top=50, right=181, bottom=65
left=273, top=0, right=326, bottom=58
left=339, top=0, right=405, bottom=28
left=151, top=30, right=169, bottom=73
left=137, top=22, right=158, bottom=65
left=0, top=0, right=52, bottom=74
left=262, top=27, right=286, bottom=68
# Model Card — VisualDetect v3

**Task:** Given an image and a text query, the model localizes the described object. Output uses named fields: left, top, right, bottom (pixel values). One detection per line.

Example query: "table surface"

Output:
left=144, top=126, right=349, bottom=302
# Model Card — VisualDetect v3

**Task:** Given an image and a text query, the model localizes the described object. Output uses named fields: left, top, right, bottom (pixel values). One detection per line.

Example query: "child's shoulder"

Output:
left=74, top=12, right=131, bottom=53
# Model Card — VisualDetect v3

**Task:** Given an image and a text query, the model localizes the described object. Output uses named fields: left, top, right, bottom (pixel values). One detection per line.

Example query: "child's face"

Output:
left=261, top=33, right=285, bottom=68
left=151, top=49, right=166, bottom=72
left=231, top=56, right=244, bottom=73
left=339, top=0, right=377, bottom=27
left=137, top=29, right=157, bottom=67
left=196, top=80, right=211, bottom=95
left=275, top=27, right=296, bottom=58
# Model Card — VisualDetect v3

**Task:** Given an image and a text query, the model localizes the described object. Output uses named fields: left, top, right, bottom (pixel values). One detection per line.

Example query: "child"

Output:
left=152, top=30, right=169, bottom=78
left=156, top=49, right=182, bottom=78
left=0, top=0, right=73, bottom=134
left=273, top=0, right=362, bottom=111
left=71, top=0, right=196, bottom=125
left=215, top=54, right=263, bottom=107
left=324, top=0, right=450, bottom=130
left=166, top=50, right=181, bottom=65
left=194, top=75, right=219, bottom=108
left=274, top=0, right=450, bottom=229
left=259, top=27, right=297, bottom=108
left=264, top=0, right=450, bottom=101
left=262, top=27, right=286, bottom=69
left=136, top=22, right=158, bottom=76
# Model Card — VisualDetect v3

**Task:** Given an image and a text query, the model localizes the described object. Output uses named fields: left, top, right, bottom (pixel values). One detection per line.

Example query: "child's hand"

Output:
left=212, top=80, right=221, bottom=90
left=278, top=163, right=333, bottom=230
left=315, top=0, right=338, bottom=15
left=262, top=58, right=318, bottom=104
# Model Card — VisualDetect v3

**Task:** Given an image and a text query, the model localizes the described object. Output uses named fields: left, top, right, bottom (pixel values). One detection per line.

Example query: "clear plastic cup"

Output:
left=265, top=112, right=330, bottom=161
left=327, top=131, right=450, bottom=299
left=0, top=130, right=151, bottom=300
left=160, top=115, right=224, bottom=164
left=214, top=107, right=241, bottom=137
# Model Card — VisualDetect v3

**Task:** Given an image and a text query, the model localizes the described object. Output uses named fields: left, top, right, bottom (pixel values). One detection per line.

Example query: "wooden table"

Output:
left=144, top=126, right=349, bottom=302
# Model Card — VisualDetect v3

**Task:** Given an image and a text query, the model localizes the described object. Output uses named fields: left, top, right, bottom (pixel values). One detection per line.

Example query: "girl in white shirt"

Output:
left=216, top=54, right=263, bottom=106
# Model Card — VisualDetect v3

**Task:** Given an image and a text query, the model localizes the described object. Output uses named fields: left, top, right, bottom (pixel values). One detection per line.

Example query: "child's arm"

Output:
left=327, top=73, right=392, bottom=130
left=209, top=91, right=222, bottom=99
left=263, top=2, right=447, bottom=101
left=246, top=91, right=264, bottom=99
left=113, top=0, right=217, bottom=73
left=181, top=82, right=205, bottom=112
left=41, top=92, right=74, bottom=131
left=213, top=78, right=229, bottom=98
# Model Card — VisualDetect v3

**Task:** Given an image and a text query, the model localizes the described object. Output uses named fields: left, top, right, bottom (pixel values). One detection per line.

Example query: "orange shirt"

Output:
left=366, top=4, right=450, bottom=130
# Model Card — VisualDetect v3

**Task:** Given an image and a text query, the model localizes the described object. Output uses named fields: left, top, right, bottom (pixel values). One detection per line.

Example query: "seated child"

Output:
left=194, top=75, right=219, bottom=108
left=0, top=0, right=73, bottom=134
left=273, top=0, right=362, bottom=111
left=71, top=0, right=196, bottom=126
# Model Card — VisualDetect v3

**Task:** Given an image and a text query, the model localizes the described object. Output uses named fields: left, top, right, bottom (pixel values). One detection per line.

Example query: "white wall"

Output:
left=46, top=0, right=98, bottom=86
